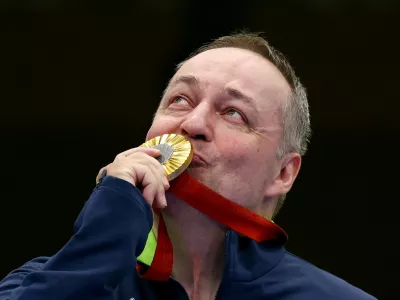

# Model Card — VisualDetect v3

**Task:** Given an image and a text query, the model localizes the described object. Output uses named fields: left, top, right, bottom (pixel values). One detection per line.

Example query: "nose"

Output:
left=180, top=103, right=213, bottom=142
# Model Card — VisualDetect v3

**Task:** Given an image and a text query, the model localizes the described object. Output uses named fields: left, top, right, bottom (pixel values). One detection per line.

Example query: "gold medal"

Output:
left=140, top=134, right=193, bottom=181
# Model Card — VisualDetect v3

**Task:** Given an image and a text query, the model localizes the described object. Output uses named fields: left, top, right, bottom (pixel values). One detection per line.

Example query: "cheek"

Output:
left=217, top=134, right=272, bottom=178
left=218, top=135, right=254, bottom=166
left=145, top=116, right=181, bottom=141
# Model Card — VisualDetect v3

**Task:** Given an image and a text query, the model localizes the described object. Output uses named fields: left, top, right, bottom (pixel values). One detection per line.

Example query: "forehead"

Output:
left=173, top=47, right=291, bottom=107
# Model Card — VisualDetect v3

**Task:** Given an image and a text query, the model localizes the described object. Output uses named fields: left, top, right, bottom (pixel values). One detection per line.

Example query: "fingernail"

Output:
left=164, top=178, right=170, bottom=189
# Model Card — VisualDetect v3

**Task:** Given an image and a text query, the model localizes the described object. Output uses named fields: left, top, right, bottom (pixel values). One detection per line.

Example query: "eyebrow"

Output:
left=168, top=75, right=258, bottom=112
left=224, top=86, right=258, bottom=113
left=169, top=75, right=200, bottom=89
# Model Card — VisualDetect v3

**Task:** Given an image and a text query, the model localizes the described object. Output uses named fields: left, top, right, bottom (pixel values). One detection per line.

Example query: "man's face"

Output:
left=146, top=47, right=296, bottom=215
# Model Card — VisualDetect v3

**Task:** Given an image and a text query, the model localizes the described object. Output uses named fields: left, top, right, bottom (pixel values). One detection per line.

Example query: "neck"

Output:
left=161, top=192, right=226, bottom=300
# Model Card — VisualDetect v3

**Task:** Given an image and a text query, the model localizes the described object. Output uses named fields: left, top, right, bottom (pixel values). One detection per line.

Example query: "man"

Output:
left=0, top=33, right=375, bottom=299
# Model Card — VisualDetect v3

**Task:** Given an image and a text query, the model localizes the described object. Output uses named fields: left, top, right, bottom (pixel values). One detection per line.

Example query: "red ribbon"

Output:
left=138, top=171, right=287, bottom=281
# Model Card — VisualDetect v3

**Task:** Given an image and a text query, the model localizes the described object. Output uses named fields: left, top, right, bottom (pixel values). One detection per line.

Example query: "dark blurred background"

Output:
left=1, top=1, right=399, bottom=299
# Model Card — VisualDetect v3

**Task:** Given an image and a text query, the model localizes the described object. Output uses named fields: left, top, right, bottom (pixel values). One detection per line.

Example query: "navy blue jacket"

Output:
left=0, top=176, right=376, bottom=299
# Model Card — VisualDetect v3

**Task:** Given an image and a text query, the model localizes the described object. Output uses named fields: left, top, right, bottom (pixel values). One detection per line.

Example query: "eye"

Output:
left=226, top=109, right=241, bottom=118
left=224, top=108, right=247, bottom=122
left=171, top=96, right=189, bottom=105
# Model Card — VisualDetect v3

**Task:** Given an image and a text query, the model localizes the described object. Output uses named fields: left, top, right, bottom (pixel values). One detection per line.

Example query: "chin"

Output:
left=186, top=167, right=203, bottom=178
left=186, top=168, right=210, bottom=185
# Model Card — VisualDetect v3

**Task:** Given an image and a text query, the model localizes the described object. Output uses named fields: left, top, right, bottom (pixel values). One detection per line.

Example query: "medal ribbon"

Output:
left=136, top=171, right=288, bottom=281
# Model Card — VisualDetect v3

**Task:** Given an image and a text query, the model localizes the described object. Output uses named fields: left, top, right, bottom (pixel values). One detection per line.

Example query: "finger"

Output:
left=141, top=182, right=159, bottom=207
left=134, top=164, right=160, bottom=206
left=129, top=152, right=167, bottom=183
left=141, top=186, right=158, bottom=206
left=163, top=175, right=170, bottom=189
left=142, top=156, right=167, bottom=177
left=128, top=163, right=147, bottom=187
left=96, top=166, right=108, bottom=184
left=155, top=185, right=167, bottom=209
left=143, top=159, right=169, bottom=190
left=115, top=147, right=161, bottom=161
left=126, top=158, right=164, bottom=190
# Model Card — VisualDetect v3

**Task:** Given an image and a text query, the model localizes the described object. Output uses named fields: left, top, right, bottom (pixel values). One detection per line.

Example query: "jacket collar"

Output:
left=224, top=231, right=285, bottom=282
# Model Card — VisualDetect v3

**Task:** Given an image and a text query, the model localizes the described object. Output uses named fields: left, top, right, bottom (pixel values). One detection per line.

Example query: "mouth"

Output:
left=190, top=153, right=208, bottom=167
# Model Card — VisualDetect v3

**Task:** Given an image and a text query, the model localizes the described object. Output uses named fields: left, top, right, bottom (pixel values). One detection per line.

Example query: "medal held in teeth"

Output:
left=140, top=134, right=193, bottom=181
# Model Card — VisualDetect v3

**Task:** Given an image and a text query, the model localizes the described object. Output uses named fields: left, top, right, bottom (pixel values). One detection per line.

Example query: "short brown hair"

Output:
left=178, top=32, right=311, bottom=217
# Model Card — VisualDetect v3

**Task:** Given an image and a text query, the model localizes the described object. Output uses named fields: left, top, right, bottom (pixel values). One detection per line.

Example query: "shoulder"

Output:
left=4, top=256, right=49, bottom=275
left=0, top=257, right=50, bottom=297
left=268, top=251, right=376, bottom=300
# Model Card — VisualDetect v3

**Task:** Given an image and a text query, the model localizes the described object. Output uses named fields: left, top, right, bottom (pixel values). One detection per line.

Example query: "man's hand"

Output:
left=96, top=147, right=169, bottom=208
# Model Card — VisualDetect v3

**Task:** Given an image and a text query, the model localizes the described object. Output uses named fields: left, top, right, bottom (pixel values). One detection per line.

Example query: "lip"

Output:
left=190, top=153, right=208, bottom=167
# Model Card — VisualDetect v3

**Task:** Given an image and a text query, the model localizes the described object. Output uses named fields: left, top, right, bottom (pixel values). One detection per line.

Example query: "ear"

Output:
left=264, top=153, right=302, bottom=198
